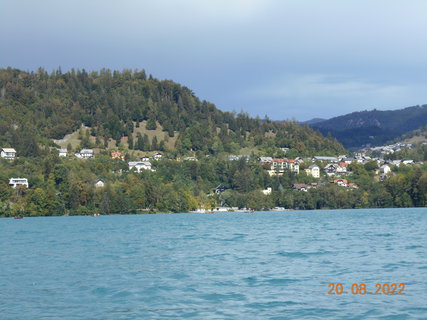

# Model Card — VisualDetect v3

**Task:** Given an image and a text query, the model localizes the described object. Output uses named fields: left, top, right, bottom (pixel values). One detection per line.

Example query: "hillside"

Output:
left=310, top=105, right=427, bottom=148
left=388, top=125, right=427, bottom=145
left=0, top=67, right=344, bottom=157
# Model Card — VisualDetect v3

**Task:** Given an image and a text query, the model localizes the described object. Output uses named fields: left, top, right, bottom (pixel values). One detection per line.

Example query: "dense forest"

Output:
left=0, top=67, right=426, bottom=216
left=1, top=152, right=426, bottom=217
left=0, top=67, right=344, bottom=157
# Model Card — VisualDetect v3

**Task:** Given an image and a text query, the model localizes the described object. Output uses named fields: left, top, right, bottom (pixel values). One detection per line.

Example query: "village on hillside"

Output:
left=2, top=140, right=421, bottom=212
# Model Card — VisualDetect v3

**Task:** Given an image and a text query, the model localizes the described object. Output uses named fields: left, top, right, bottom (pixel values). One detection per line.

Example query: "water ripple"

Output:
left=0, top=208, right=426, bottom=319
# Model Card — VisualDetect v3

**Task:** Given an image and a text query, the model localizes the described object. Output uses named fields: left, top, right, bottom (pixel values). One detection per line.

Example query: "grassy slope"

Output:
left=53, top=121, right=179, bottom=154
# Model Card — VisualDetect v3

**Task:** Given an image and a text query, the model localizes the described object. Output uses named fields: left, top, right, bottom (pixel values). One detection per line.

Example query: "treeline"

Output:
left=0, top=67, right=344, bottom=156
left=1, top=153, right=425, bottom=217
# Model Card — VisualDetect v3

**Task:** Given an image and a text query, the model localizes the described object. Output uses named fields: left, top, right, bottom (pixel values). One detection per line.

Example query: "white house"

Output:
left=1, top=148, right=16, bottom=160
left=324, top=163, right=347, bottom=176
left=305, top=165, right=320, bottom=178
left=183, top=156, right=198, bottom=161
left=94, top=178, right=106, bottom=188
left=151, top=153, right=163, bottom=160
left=379, top=164, right=391, bottom=175
left=128, top=161, right=154, bottom=172
left=259, top=156, right=273, bottom=164
left=389, top=160, right=402, bottom=167
left=336, top=162, right=348, bottom=175
left=58, top=149, right=67, bottom=157
left=75, top=149, right=94, bottom=159
left=261, top=187, right=272, bottom=195
left=9, top=178, right=29, bottom=188
left=313, top=156, right=339, bottom=163
left=341, top=157, right=356, bottom=164
left=268, top=159, right=300, bottom=176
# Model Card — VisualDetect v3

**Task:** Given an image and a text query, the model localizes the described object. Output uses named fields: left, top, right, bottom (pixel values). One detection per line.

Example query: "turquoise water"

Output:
left=1, top=208, right=426, bottom=319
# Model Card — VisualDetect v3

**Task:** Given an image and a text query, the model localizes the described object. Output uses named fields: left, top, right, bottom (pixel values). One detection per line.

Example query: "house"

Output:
left=389, top=160, right=402, bottom=167
left=94, top=178, right=106, bottom=188
left=58, top=149, right=67, bottom=157
left=379, top=164, right=391, bottom=175
left=151, top=153, right=163, bottom=160
left=228, top=155, right=239, bottom=161
left=9, top=178, right=29, bottom=188
left=324, top=163, right=347, bottom=176
left=75, top=149, right=94, bottom=159
left=183, top=156, right=198, bottom=161
left=292, top=184, right=308, bottom=192
left=294, top=157, right=305, bottom=164
left=215, top=185, right=226, bottom=194
left=228, top=155, right=250, bottom=161
left=1, top=148, right=16, bottom=160
left=324, top=163, right=338, bottom=176
left=140, top=156, right=150, bottom=162
left=259, top=156, right=273, bottom=164
left=312, top=156, right=339, bottom=163
left=336, top=162, right=348, bottom=175
left=268, top=159, right=299, bottom=176
left=111, top=152, right=125, bottom=160
left=286, top=159, right=299, bottom=174
left=309, top=182, right=326, bottom=189
left=402, top=160, right=414, bottom=165
left=305, top=165, right=320, bottom=178
left=341, top=157, right=356, bottom=164
left=128, top=161, right=154, bottom=172
left=333, top=179, right=348, bottom=187
left=261, top=187, right=272, bottom=195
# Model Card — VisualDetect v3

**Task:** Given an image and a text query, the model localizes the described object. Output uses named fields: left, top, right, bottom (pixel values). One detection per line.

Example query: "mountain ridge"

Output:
left=309, top=105, right=427, bottom=148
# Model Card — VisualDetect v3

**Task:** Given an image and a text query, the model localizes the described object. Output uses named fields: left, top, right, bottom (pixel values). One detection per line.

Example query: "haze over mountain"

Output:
left=308, top=105, right=427, bottom=148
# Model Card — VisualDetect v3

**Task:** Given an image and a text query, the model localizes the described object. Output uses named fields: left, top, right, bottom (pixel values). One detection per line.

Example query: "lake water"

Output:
left=1, top=208, right=426, bottom=319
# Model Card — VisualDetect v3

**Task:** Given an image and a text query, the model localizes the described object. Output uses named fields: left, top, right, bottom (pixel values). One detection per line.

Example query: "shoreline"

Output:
left=2, top=206, right=425, bottom=219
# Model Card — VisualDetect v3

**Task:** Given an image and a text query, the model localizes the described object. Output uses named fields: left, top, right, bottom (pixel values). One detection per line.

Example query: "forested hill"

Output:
left=309, top=105, right=427, bottom=148
left=0, top=68, right=344, bottom=156
left=389, top=124, right=427, bottom=145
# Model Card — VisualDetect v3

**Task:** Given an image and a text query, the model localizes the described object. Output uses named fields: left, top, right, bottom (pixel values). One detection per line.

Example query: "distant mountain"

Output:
left=301, top=118, right=326, bottom=125
left=310, top=105, right=427, bottom=148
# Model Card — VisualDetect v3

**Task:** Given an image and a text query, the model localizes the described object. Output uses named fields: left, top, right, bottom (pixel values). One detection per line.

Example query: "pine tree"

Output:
left=151, top=136, right=158, bottom=150
left=147, top=118, right=157, bottom=130
left=136, top=133, right=144, bottom=150
left=128, top=135, right=134, bottom=149
left=143, top=134, right=150, bottom=151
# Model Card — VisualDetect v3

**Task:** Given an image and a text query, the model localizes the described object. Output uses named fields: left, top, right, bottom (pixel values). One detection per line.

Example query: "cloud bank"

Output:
left=1, top=0, right=427, bottom=120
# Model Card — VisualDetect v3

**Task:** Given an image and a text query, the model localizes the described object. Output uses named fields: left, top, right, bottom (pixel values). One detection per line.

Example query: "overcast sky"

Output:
left=1, top=0, right=427, bottom=120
